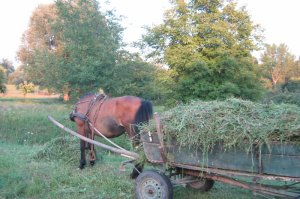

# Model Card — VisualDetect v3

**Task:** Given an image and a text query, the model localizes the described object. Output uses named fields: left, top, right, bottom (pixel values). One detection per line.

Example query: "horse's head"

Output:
left=69, top=93, right=105, bottom=122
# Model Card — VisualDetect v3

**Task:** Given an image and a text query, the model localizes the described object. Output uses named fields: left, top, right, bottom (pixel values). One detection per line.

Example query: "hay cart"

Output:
left=135, top=113, right=300, bottom=199
left=48, top=115, right=300, bottom=199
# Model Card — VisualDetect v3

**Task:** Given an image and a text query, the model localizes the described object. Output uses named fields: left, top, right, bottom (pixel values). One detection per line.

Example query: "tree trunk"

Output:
left=63, top=93, right=70, bottom=101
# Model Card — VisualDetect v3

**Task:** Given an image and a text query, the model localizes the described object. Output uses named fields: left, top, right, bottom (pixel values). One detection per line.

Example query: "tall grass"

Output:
left=0, top=98, right=73, bottom=144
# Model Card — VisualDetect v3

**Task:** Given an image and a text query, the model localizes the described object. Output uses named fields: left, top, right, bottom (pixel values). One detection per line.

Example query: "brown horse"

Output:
left=69, top=93, right=153, bottom=177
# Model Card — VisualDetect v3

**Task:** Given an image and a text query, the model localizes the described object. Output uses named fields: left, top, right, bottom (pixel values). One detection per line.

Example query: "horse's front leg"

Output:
left=76, top=120, right=87, bottom=169
left=80, top=139, right=86, bottom=169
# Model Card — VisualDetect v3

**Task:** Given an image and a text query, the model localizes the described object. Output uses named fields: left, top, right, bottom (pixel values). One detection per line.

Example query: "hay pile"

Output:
left=150, top=99, right=300, bottom=153
left=33, top=136, right=80, bottom=164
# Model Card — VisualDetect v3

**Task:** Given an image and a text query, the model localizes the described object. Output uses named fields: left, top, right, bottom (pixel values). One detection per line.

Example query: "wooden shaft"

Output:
left=48, top=116, right=139, bottom=159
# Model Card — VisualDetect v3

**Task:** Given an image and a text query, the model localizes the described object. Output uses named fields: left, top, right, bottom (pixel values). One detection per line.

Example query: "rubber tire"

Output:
left=186, top=177, right=214, bottom=191
left=135, top=170, right=173, bottom=199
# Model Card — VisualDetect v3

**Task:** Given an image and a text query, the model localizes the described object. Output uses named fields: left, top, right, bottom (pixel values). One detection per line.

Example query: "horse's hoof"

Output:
left=79, top=161, right=86, bottom=169
left=90, top=160, right=95, bottom=166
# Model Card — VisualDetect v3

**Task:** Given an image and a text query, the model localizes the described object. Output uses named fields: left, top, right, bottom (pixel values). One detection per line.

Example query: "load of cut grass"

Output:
left=145, top=98, right=300, bottom=153
left=33, top=136, right=80, bottom=164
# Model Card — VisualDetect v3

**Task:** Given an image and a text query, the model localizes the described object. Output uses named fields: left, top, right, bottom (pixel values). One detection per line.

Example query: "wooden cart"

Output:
left=48, top=115, right=300, bottom=198
left=135, top=114, right=300, bottom=199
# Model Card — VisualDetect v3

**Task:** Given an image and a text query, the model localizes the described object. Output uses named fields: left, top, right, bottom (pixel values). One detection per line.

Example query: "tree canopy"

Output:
left=17, top=0, right=157, bottom=100
left=140, top=0, right=264, bottom=101
left=20, top=0, right=122, bottom=97
left=260, top=43, right=298, bottom=88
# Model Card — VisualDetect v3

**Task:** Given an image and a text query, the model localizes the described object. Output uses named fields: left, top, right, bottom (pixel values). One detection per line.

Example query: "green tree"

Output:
left=152, top=67, right=178, bottom=105
left=0, top=67, right=6, bottom=93
left=19, top=81, right=35, bottom=97
left=18, top=0, right=123, bottom=99
left=260, top=43, right=297, bottom=88
left=140, top=0, right=264, bottom=102
left=7, top=65, right=27, bottom=86
left=108, top=52, right=156, bottom=99
left=0, top=59, right=15, bottom=91
left=0, top=59, right=15, bottom=78
left=17, top=3, right=59, bottom=88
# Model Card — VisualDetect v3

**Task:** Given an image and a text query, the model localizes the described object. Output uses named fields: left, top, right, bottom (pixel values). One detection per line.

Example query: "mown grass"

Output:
left=0, top=98, right=262, bottom=199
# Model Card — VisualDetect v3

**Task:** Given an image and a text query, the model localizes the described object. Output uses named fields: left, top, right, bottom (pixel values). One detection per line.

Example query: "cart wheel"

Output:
left=187, top=177, right=214, bottom=191
left=135, top=170, right=173, bottom=199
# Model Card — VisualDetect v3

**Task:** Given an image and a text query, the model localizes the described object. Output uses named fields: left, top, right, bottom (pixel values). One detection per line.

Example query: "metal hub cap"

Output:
left=141, top=179, right=163, bottom=198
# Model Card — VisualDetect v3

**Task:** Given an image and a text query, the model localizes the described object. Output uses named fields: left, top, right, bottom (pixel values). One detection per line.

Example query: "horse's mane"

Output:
left=134, top=99, right=153, bottom=125
left=79, top=92, right=96, bottom=100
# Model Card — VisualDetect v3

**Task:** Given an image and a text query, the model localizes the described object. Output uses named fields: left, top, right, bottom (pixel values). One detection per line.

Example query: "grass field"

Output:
left=0, top=98, right=264, bottom=199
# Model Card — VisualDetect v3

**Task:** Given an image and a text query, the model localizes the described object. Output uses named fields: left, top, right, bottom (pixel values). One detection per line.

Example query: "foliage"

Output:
left=264, top=92, right=300, bottom=107
left=260, top=43, right=298, bottom=87
left=18, top=0, right=124, bottom=98
left=0, top=68, right=6, bottom=93
left=143, top=98, right=300, bottom=154
left=140, top=0, right=264, bottom=102
left=263, top=80, right=300, bottom=106
left=7, top=65, right=27, bottom=86
left=17, top=3, right=59, bottom=88
left=18, top=81, right=35, bottom=97
left=0, top=59, right=15, bottom=77
left=105, top=52, right=156, bottom=99
left=176, top=57, right=264, bottom=101
left=282, top=79, right=300, bottom=92
left=152, top=67, right=178, bottom=106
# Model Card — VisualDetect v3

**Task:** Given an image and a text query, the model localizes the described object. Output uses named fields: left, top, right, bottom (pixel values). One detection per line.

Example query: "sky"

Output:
left=0, top=0, right=300, bottom=67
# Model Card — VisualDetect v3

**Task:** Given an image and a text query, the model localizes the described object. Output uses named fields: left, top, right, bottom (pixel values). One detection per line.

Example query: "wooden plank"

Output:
left=153, top=113, right=167, bottom=162
left=261, top=142, right=300, bottom=156
left=262, top=154, right=300, bottom=177
left=140, top=130, right=300, bottom=178
left=168, top=145, right=259, bottom=173
left=142, top=142, right=164, bottom=163
left=171, top=162, right=300, bottom=182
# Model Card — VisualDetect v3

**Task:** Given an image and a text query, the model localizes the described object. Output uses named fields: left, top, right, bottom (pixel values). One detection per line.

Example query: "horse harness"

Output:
left=70, top=93, right=107, bottom=125
left=70, top=94, right=142, bottom=144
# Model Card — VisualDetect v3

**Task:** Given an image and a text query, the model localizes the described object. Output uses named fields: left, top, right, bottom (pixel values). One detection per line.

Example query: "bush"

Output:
left=263, top=80, right=300, bottom=106
left=265, top=92, right=300, bottom=106
left=281, top=80, right=300, bottom=92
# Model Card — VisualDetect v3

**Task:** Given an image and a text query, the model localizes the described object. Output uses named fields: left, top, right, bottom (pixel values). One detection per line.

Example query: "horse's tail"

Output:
left=135, top=99, right=153, bottom=125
